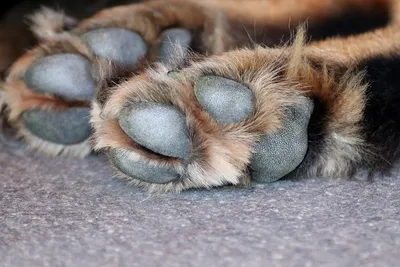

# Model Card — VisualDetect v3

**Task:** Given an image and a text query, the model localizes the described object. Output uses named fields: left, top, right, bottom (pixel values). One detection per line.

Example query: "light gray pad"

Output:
left=118, top=102, right=191, bottom=159
left=25, top=54, right=96, bottom=101
left=251, top=97, right=314, bottom=183
left=109, top=149, right=179, bottom=184
left=83, top=28, right=147, bottom=66
left=22, top=107, right=91, bottom=145
left=156, top=28, right=192, bottom=63
left=195, top=76, right=255, bottom=124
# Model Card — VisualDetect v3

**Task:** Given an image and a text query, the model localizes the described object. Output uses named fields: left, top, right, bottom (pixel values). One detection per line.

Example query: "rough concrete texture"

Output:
left=0, top=129, right=399, bottom=267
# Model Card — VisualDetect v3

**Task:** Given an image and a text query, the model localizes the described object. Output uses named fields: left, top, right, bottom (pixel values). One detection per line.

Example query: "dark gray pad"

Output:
left=25, top=54, right=96, bottom=101
left=109, top=149, right=179, bottom=184
left=22, top=107, right=91, bottom=145
left=118, top=102, right=191, bottom=159
left=83, top=28, right=147, bottom=66
left=194, top=76, right=255, bottom=124
left=156, top=28, right=192, bottom=63
left=251, top=97, right=314, bottom=183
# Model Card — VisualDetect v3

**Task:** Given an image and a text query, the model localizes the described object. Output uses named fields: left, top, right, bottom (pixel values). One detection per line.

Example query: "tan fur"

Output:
left=28, top=7, right=78, bottom=40
left=305, top=0, right=400, bottom=64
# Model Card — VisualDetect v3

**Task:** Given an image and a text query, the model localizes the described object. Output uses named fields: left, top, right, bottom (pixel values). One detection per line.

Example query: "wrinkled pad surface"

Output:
left=25, top=54, right=96, bottom=101
left=22, top=107, right=91, bottom=145
left=195, top=75, right=255, bottom=124
left=118, top=102, right=191, bottom=160
left=109, top=148, right=179, bottom=183
left=251, top=97, right=314, bottom=182
left=83, top=28, right=147, bottom=66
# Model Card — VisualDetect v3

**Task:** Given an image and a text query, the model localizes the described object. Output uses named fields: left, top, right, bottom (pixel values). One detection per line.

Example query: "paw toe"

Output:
left=195, top=76, right=255, bottom=124
left=118, top=102, right=191, bottom=159
left=25, top=54, right=96, bottom=101
left=83, top=28, right=147, bottom=66
left=109, top=149, right=179, bottom=184
left=22, top=107, right=91, bottom=145
left=251, top=97, right=314, bottom=182
left=157, top=28, right=192, bottom=63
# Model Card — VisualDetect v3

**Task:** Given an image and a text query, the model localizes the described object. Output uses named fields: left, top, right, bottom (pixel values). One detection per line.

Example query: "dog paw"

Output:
left=3, top=4, right=195, bottom=156
left=92, top=49, right=314, bottom=191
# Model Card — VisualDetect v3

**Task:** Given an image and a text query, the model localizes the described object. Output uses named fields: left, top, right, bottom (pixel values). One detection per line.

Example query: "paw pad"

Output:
left=82, top=28, right=148, bottom=66
left=251, top=97, right=314, bottom=182
left=118, top=102, right=191, bottom=159
left=194, top=76, right=255, bottom=124
left=25, top=54, right=96, bottom=101
left=22, top=107, right=92, bottom=145
left=109, top=149, right=179, bottom=184
left=156, top=28, right=192, bottom=63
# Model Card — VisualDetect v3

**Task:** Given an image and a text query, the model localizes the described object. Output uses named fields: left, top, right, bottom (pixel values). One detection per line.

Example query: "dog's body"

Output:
left=2, top=0, right=400, bottom=192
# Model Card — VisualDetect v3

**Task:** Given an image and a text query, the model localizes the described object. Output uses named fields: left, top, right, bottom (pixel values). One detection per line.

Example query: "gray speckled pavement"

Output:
left=1, top=129, right=399, bottom=267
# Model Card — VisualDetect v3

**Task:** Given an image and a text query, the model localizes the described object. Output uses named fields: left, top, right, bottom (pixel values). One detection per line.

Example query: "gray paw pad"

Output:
left=251, top=97, right=314, bottom=183
left=109, top=149, right=179, bottom=184
left=22, top=107, right=91, bottom=145
left=25, top=54, right=96, bottom=101
left=118, top=102, right=191, bottom=159
left=156, top=28, right=192, bottom=63
left=194, top=76, right=255, bottom=124
left=83, top=28, right=147, bottom=66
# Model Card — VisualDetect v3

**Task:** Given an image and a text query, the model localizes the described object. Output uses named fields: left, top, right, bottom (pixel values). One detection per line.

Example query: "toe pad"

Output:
left=118, top=102, right=191, bottom=159
left=157, top=28, right=192, bottom=63
left=22, top=107, right=92, bottom=145
left=251, top=97, right=314, bottom=182
left=109, top=149, right=179, bottom=184
left=25, top=54, right=96, bottom=101
left=195, top=76, right=255, bottom=124
left=83, top=28, right=147, bottom=66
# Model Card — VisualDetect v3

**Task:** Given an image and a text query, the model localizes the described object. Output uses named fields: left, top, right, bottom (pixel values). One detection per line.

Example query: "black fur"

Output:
left=307, top=8, right=390, bottom=41
left=359, top=55, right=400, bottom=170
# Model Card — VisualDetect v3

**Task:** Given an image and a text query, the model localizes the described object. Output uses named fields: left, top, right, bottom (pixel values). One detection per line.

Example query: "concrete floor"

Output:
left=1, top=133, right=399, bottom=267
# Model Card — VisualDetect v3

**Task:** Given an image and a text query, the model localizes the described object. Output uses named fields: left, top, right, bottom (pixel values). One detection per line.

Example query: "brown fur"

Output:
left=0, top=26, right=35, bottom=75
